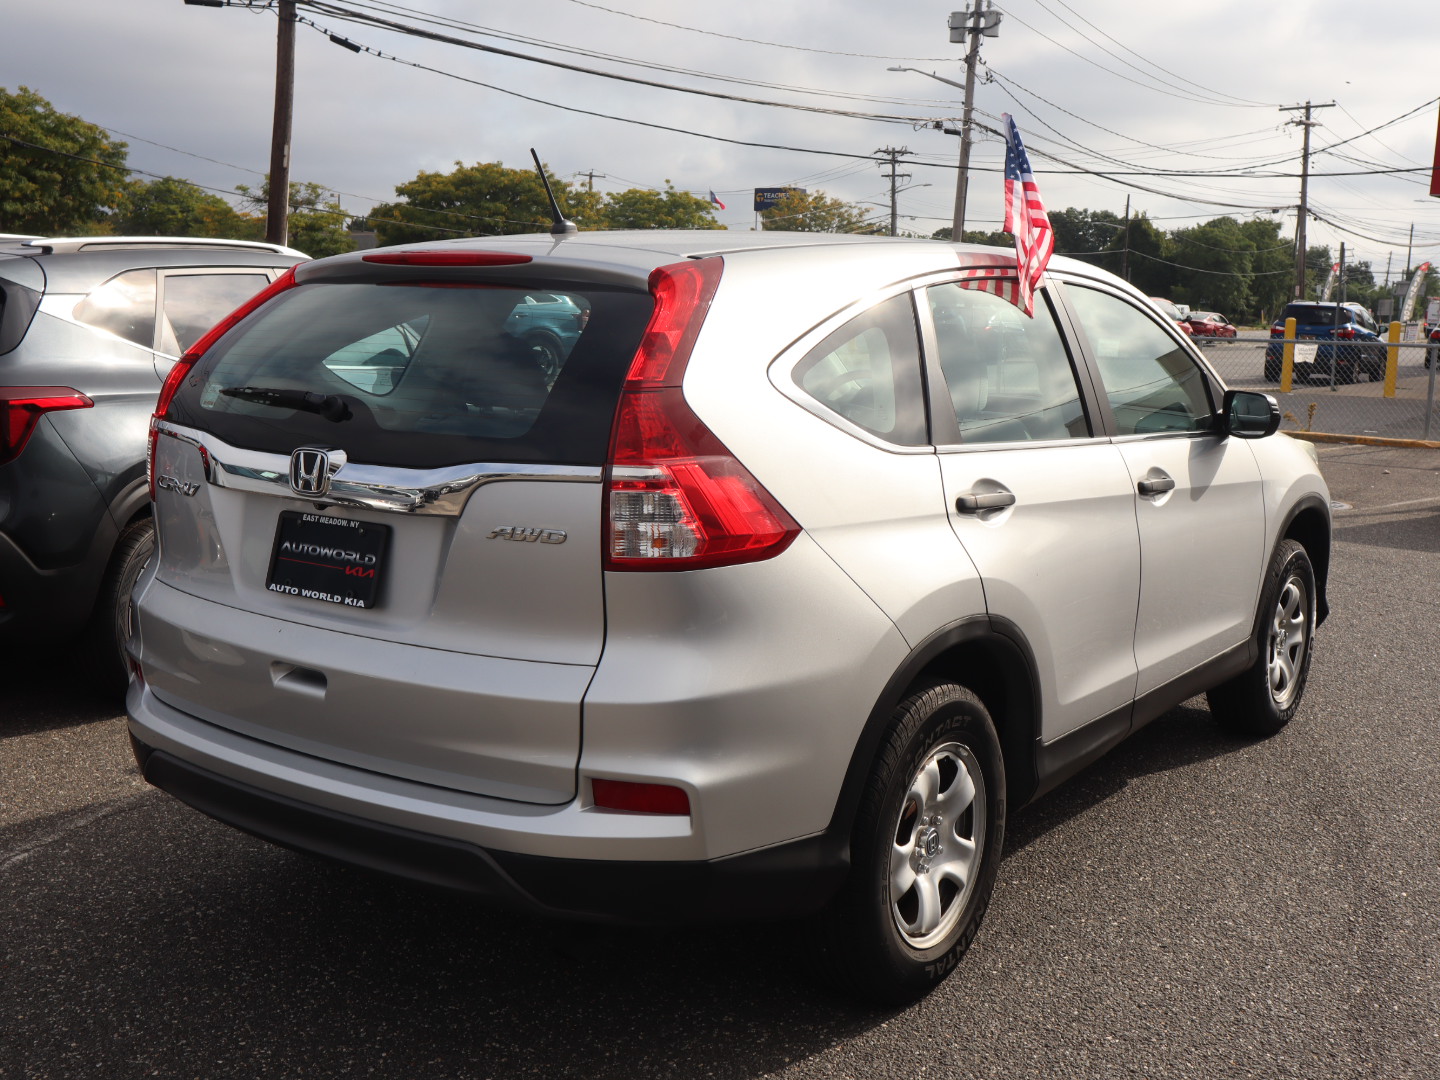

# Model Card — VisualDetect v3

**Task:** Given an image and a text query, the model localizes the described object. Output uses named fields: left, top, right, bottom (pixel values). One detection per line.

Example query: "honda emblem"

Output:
left=290, top=448, right=335, bottom=496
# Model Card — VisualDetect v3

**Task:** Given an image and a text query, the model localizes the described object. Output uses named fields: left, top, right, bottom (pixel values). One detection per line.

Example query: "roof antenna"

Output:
left=530, top=149, right=577, bottom=236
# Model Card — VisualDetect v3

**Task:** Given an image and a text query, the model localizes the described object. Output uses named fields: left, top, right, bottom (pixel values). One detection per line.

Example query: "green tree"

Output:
left=114, top=176, right=261, bottom=239
left=0, top=85, right=130, bottom=233
left=236, top=179, right=357, bottom=258
left=1238, top=218, right=1293, bottom=324
left=761, top=190, right=877, bottom=233
left=597, top=184, right=723, bottom=230
left=1102, top=213, right=1171, bottom=295
left=1168, top=217, right=1253, bottom=317
left=370, top=160, right=575, bottom=245
left=1048, top=207, right=1123, bottom=263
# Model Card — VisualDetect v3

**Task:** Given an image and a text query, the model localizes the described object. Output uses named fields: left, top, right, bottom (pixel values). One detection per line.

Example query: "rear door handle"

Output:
left=956, top=491, right=1017, bottom=514
left=1137, top=475, right=1176, bottom=496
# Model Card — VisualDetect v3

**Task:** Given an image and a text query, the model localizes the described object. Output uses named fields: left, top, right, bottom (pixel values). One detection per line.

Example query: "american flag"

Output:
left=1001, top=113, right=1054, bottom=317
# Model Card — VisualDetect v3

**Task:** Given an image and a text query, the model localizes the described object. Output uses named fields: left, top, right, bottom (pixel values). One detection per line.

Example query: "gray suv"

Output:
left=127, top=231, right=1330, bottom=1004
left=0, top=236, right=306, bottom=692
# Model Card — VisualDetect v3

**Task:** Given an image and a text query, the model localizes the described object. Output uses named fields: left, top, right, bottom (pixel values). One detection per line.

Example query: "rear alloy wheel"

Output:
left=526, top=335, right=565, bottom=385
left=82, top=517, right=155, bottom=699
left=1206, top=539, right=1316, bottom=737
left=818, top=681, right=1004, bottom=1005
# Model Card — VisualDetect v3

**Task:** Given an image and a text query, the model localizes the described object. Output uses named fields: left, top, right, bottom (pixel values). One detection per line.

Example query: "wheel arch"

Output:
left=108, top=475, right=153, bottom=531
left=1279, top=494, right=1330, bottom=625
left=827, top=616, right=1043, bottom=845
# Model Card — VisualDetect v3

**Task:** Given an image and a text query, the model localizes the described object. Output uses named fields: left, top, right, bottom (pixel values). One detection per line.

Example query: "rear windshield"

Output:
left=1282, top=304, right=1345, bottom=325
left=169, top=280, right=654, bottom=468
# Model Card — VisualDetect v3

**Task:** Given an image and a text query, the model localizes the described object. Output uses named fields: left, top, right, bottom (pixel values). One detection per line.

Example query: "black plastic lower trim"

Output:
left=134, top=743, right=849, bottom=924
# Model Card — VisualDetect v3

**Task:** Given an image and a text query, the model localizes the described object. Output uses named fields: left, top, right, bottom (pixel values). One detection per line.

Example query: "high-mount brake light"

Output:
left=362, top=251, right=533, bottom=267
left=0, top=387, right=94, bottom=465
left=148, top=265, right=299, bottom=499
left=604, top=258, right=800, bottom=572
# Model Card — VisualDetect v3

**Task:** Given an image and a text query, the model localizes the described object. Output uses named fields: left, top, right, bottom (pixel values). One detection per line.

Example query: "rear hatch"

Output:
left=1282, top=304, right=1346, bottom=338
left=143, top=253, right=656, bottom=803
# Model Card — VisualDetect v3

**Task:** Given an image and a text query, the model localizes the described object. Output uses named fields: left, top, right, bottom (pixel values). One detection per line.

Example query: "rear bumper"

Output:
left=130, top=732, right=848, bottom=923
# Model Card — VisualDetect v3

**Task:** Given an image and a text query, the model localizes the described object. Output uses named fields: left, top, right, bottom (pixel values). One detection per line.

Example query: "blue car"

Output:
left=1265, top=302, right=1384, bottom=384
left=504, top=292, right=589, bottom=384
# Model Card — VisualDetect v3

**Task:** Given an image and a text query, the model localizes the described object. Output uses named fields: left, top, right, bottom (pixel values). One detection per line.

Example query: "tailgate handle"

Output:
left=270, top=662, right=328, bottom=699
left=955, top=490, right=1016, bottom=514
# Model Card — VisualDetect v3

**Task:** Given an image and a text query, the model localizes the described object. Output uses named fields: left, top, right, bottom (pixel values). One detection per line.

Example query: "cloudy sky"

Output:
left=5, top=0, right=1439, bottom=279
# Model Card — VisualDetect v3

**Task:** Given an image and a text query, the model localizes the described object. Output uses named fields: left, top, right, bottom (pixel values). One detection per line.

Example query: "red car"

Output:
left=1147, top=297, right=1193, bottom=336
left=1186, top=311, right=1238, bottom=341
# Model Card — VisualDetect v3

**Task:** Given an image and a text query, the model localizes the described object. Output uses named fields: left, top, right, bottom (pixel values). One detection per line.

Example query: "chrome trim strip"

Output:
left=154, top=422, right=601, bottom=516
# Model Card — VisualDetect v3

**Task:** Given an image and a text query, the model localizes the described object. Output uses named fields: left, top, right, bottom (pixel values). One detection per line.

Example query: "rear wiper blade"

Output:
left=220, top=386, right=352, bottom=422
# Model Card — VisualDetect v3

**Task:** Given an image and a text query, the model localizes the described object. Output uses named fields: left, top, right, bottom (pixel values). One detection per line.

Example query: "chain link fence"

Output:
left=1200, top=325, right=1440, bottom=445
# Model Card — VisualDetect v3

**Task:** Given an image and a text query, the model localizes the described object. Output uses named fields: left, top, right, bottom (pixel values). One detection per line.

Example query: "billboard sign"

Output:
left=753, top=187, right=805, bottom=211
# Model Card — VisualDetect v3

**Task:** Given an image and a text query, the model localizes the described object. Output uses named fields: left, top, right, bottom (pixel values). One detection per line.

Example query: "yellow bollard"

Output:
left=1280, top=317, right=1296, bottom=392
left=1384, top=321, right=1401, bottom=398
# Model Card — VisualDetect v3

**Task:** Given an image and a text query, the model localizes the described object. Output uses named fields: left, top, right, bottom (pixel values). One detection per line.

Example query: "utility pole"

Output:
left=877, top=147, right=913, bottom=237
left=1280, top=101, right=1334, bottom=300
left=184, top=0, right=296, bottom=246
left=947, top=3, right=1001, bottom=240
left=579, top=170, right=607, bottom=192
left=265, top=0, right=297, bottom=246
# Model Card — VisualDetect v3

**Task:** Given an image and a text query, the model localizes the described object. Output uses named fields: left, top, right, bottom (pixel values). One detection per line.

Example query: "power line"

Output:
left=557, top=0, right=960, bottom=62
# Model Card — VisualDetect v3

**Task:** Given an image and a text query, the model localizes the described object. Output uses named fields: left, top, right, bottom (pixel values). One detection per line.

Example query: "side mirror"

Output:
left=1221, top=389, right=1281, bottom=439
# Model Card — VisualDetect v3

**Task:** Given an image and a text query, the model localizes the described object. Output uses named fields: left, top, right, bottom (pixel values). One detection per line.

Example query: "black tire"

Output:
left=1263, top=356, right=1281, bottom=382
left=525, top=335, right=564, bottom=385
left=1206, top=539, right=1316, bottom=738
left=818, top=681, right=1005, bottom=1005
left=82, top=517, right=154, bottom=699
left=1361, top=344, right=1386, bottom=381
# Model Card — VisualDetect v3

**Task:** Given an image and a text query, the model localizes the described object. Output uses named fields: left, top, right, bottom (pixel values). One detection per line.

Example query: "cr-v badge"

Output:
left=156, top=475, right=198, bottom=497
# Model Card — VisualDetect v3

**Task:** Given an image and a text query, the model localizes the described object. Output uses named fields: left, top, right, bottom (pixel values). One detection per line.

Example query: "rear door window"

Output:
left=171, top=280, right=654, bottom=468
left=158, top=271, right=275, bottom=355
left=926, top=280, right=1090, bottom=443
left=73, top=268, right=157, bottom=348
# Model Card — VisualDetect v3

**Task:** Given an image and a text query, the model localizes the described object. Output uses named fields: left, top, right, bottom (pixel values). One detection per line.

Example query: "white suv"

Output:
left=127, top=231, right=1330, bottom=1004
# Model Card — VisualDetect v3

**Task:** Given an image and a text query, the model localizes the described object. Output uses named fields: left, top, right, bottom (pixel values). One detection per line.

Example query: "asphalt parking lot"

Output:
left=2, top=442, right=1438, bottom=1080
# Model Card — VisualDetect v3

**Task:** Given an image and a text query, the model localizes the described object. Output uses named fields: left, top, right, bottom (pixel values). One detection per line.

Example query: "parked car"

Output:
left=129, top=231, right=1331, bottom=1005
left=503, top=291, right=589, bottom=384
left=1427, top=323, right=1439, bottom=368
left=1265, top=301, right=1385, bottom=383
left=1186, top=311, right=1238, bottom=341
left=0, top=235, right=307, bottom=693
left=1148, top=296, right=1194, bottom=336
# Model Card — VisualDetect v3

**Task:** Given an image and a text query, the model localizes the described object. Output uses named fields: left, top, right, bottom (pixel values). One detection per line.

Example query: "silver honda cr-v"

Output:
left=127, top=230, right=1330, bottom=1004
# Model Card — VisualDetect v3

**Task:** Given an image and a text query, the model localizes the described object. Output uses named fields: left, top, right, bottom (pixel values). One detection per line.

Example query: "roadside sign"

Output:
left=753, top=187, right=805, bottom=211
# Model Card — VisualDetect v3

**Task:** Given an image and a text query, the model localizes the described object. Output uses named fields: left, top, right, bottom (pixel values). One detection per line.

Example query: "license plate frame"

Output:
left=266, top=510, right=390, bottom=610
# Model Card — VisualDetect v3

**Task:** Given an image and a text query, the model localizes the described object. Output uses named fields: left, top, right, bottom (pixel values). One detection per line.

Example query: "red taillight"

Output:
left=591, top=778, right=691, bottom=815
left=1335, top=326, right=1356, bottom=340
left=0, top=387, right=94, bottom=465
left=361, top=251, right=533, bottom=267
left=604, top=258, right=800, bottom=572
left=1270, top=326, right=1284, bottom=337
left=148, top=265, right=299, bottom=498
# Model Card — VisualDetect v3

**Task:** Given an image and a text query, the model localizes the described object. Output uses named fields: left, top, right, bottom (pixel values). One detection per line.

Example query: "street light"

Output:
left=889, top=4, right=1000, bottom=241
